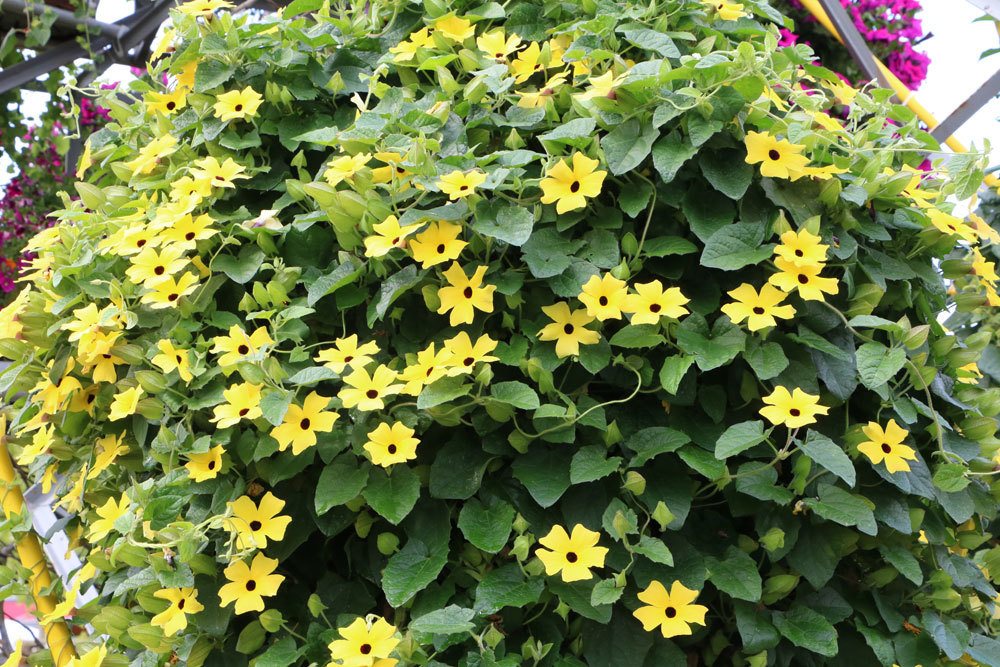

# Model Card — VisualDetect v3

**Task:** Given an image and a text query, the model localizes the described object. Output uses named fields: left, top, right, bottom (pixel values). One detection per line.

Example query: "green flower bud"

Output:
left=940, top=258, right=973, bottom=279
left=354, top=511, right=374, bottom=538
left=760, top=527, right=785, bottom=553
left=623, top=471, right=646, bottom=496
left=377, top=532, right=400, bottom=555
left=651, top=501, right=675, bottom=531
left=761, top=574, right=799, bottom=604
left=307, top=593, right=327, bottom=618
left=135, top=370, right=167, bottom=395
left=512, top=534, right=533, bottom=562
left=258, top=608, right=283, bottom=632
left=512, top=513, right=530, bottom=535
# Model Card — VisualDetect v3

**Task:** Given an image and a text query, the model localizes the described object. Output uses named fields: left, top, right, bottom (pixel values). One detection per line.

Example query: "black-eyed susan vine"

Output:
left=1, top=0, right=1000, bottom=665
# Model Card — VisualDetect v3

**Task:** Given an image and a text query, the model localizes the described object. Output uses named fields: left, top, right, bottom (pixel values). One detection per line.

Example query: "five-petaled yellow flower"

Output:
left=315, top=334, right=380, bottom=374
left=398, top=343, right=452, bottom=395
left=109, top=386, right=143, bottom=421
left=364, top=215, right=422, bottom=258
left=538, top=302, right=601, bottom=358
left=211, top=382, right=264, bottom=428
left=433, top=14, right=475, bottom=42
left=213, top=87, right=263, bottom=122
left=218, top=553, right=284, bottom=614
left=768, top=258, right=839, bottom=302
left=211, top=325, right=274, bottom=368
left=227, top=491, right=292, bottom=550
left=744, top=131, right=809, bottom=180
left=477, top=28, right=521, bottom=59
left=152, top=339, right=194, bottom=382
left=88, top=492, right=131, bottom=542
left=721, top=283, right=795, bottom=331
left=364, top=421, right=420, bottom=467
left=536, top=524, right=608, bottom=582
left=442, top=332, right=499, bottom=375
left=124, top=134, right=178, bottom=175
left=539, top=153, right=607, bottom=214
left=178, top=0, right=233, bottom=17
left=271, top=392, right=339, bottom=455
left=774, top=228, right=829, bottom=267
left=328, top=616, right=400, bottom=666
left=438, top=170, right=487, bottom=199
left=706, top=0, right=748, bottom=21
left=151, top=587, right=204, bottom=636
left=928, top=209, right=978, bottom=244
left=389, top=27, right=433, bottom=62
left=140, top=273, right=200, bottom=309
left=324, top=153, right=371, bottom=186
left=126, top=244, right=188, bottom=287
left=409, top=221, right=467, bottom=268
left=65, top=643, right=107, bottom=667
left=857, top=420, right=917, bottom=473
left=146, top=88, right=187, bottom=116
left=759, top=386, right=828, bottom=429
left=338, top=365, right=402, bottom=411
left=579, top=273, right=628, bottom=321
left=190, top=156, right=249, bottom=189
left=186, top=444, right=225, bottom=482
left=623, top=280, right=690, bottom=325
left=510, top=41, right=544, bottom=83
left=633, top=580, right=709, bottom=638
left=436, top=263, right=496, bottom=326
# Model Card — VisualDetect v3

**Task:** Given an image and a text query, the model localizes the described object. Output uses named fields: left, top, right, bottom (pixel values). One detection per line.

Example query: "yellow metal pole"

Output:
left=0, top=437, right=77, bottom=666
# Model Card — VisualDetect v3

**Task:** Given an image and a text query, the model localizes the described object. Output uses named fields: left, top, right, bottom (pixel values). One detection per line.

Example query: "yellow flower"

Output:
left=87, top=434, right=129, bottom=479
left=190, top=156, right=249, bottom=189
left=213, top=87, right=263, bottom=122
left=857, top=419, right=917, bottom=473
left=17, top=424, right=55, bottom=466
left=972, top=248, right=999, bottom=286
left=577, top=273, right=628, bottom=321
left=398, top=342, right=452, bottom=395
left=536, top=524, right=608, bottom=582
left=957, top=362, right=984, bottom=385
left=774, top=228, right=828, bottom=267
left=436, top=263, right=496, bottom=325
left=169, top=178, right=213, bottom=206
left=151, top=587, right=204, bottom=636
left=178, top=0, right=233, bottom=17
left=148, top=26, right=175, bottom=62
left=364, top=421, right=420, bottom=467
left=721, top=283, right=795, bottom=331
left=574, top=70, right=627, bottom=101
left=76, top=139, right=92, bottom=179
left=328, top=616, right=400, bottom=666
left=0, top=641, right=22, bottom=667
left=442, top=332, right=498, bottom=376
left=538, top=302, right=600, bottom=358
left=124, top=134, right=178, bottom=175
left=389, top=27, right=434, bottom=62
left=338, top=365, right=402, bottom=411
left=433, top=14, right=474, bottom=42
left=633, top=580, right=708, bottom=638
left=146, top=88, right=187, bottom=115
left=477, top=28, right=521, bottom=59
left=437, top=169, right=486, bottom=199
left=152, top=339, right=194, bottom=382
left=186, top=444, right=225, bottom=482
left=970, top=212, right=1000, bottom=244
left=323, top=153, right=371, bottom=186
left=364, top=215, right=423, bottom=258
left=211, top=382, right=264, bottom=428
left=927, top=208, right=977, bottom=243
left=622, top=280, right=690, bottom=325
left=759, top=386, right=828, bottom=429
left=509, top=41, right=543, bottom=83
left=539, top=153, right=607, bottom=214
left=315, top=334, right=380, bottom=374
left=271, top=392, right=339, bottom=455
left=227, top=491, right=291, bottom=550
left=744, top=131, right=809, bottom=180
left=66, top=643, right=107, bottom=667
left=706, top=0, right=747, bottom=20
left=768, top=257, right=839, bottom=302
left=801, top=164, right=847, bottom=180
left=409, top=221, right=467, bottom=268
left=88, top=492, right=131, bottom=542
left=140, top=272, right=199, bottom=309
left=218, top=553, right=284, bottom=615
left=517, top=73, right=567, bottom=109
left=57, top=467, right=88, bottom=513
left=126, top=243, right=188, bottom=287
left=211, top=325, right=274, bottom=368
left=109, top=386, right=143, bottom=421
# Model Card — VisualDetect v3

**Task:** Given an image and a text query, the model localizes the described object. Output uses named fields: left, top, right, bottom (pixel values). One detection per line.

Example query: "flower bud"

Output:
left=511, top=534, right=533, bottom=561
left=307, top=594, right=327, bottom=618
left=902, top=325, right=929, bottom=350
left=512, top=513, right=529, bottom=535
left=377, top=532, right=400, bottom=555
left=354, top=511, right=374, bottom=538
left=762, top=574, right=799, bottom=604
left=623, top=471, right=646, bottom=496
left=135, top=370, right=166, bottom=395
left=940, top=258, right=973, bottom=279
left=760, top=527, right=785, bottom=553
left=651, top=501, right=675, bottom=531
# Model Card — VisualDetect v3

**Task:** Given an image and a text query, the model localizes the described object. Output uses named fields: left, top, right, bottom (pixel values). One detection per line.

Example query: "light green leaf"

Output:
left=362, top=465, right=420, bottom=525
left=659, top=355, right=695, bottom=394
left=651, top=132, right=698, bottom=183
left=600, top=119, right=657, bottom=175
left=705, top=546, right=762, bottom=601
left=772, top=606, right=838, bottom=657
left=382, top=539, right=448, bottom=607
left=856, top=342, right=906, bottom=389
left=315, top=456, right=369, bottom=514
left=458, top=497, right=516, bottom=553
left=473, top=202, right=535, bottom=246
left=805, top=483, right=877, bottom=536
left=632, top=535, right=673, bottom=566
left=490, top=381, right=540, bottom=410
left=570, top=445, right=623, bottom=484
left=798, top=432, right=856, bottom=487
left=715, top=420, right=767, bottom=459
left=700, top=222, right=773, bottom=270
left=409, top=605, right=475, bottom=635
left=609, top=324, right=665, bottom=349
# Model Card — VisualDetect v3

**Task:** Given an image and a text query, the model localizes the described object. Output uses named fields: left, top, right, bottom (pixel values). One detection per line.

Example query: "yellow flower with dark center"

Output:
left=17, top=424, right=55, bottom=466
left=774, top=228, right=828, bottom=267
left=146, top=88, right=187, bottom=116
left=720, top=283, right=795, bottom=331
left=438, top=169, right=487, bottom=199
left=152, top=339, right=194, bottom=382
left=186, top=444, right=225, bottom=482
left=218, top=553, right=284, bottom=615
left=315, top=334, right=380, bottom=374
left=175, top=59, right=198, bottom=89
left=477, top=28, right=521, bottom=59
left=190, top=156, right=249, bottom=189
left=82, top=344, right=124, bottom=385
left=87, top=434, right=129, bottom=479
left=768, top=257, right=839, bottom=302
left=759, top=386, right=828, bottom=429
left=211, top=325, right=274, bottom=368
left=436, top=263, right=496, bottom=325
left=433, top=14, right=474, bottom=42
left=338, top=365, right=402, bottom=411
left=622, top=280, right=690, bottom=325
left=148, top=26, right=175, bottom=62
left=141, top=272, right=199, bottom=309
left=857, top=419, right=917, bottom=473
left=126, top=244, right=188, bottom=287
left=169, top=177, right=213, bottom=206
left=364, top=215, right=422, bottom=258
left=371, top=151, right=413, bottom=185
left=706, top=0, right=747, bottom=20
left=509, top=41, right=543, bottom=83
left=364, top=422, right=420, bottom=467
left=574, top=70, right=627, bottom=101
left=211, top=382, right=264, bottom=428
left=517, top=72, right=568, bottom=109
left=972, top=248, right=999, bottom=286
left=227, top=491, right=292, bottom=549
left=323, top=153, right=371, bottom=186
left=88, top=492, right=131, bottom=542
left=328, top=616, right=400, bottom=666
left=928, top=209, right=978, bottom=244
left=213, top=87, right=263, bottom=122
left=124, top=134, right=178, bottom=175
left=578, top=273, right=628, bottom=321
left=536, top=524, right=608, bottom=582
left=109, top=386, right=143, bottom=421
left=409, top=221, right=467, bottom=268
left=539, top=153, right=607, bottom=214
left=398, top=342, right=452, bottom=395
left=271, top=392, right=339, bottom=455
left=744, top=131, right=809, bottom=180
left=539, top=302, right=600, bottom=358
left=151, top=587, right=204, bottom=636
left=442, top=332, right=499, bottom=376
left=633, top=580, right=708, bottom=638
left=178, top=0, right=233, bottom=18
left=389, top=27, right=433, bottom=62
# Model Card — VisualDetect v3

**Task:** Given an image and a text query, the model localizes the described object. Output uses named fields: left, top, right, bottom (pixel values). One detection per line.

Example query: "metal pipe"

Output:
left=1, top=0, right=127, bottom=41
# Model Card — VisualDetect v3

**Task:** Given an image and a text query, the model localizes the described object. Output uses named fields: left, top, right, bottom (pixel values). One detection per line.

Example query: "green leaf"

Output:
left=511, top=446, right=572, bottom=507
left=522, top=228, right=584, bottom=278
left=474, top=564, right=545, bottom=614
left=409, top=605, right=475, bottom=635
left=798, top=432, right=856, bottom=487
left=682, top=183, right=736, bottom=242
left=805, top=483, right=877, bottom=535
left=490, top=381, right=540, bottom=410
left=642, top=236, right=698, bottom=258
left=855, top=342, right=906, bottom=389
left=879, top=543, right=923, bottom=585
left=590, top=579, right=625, bottom=606
left=473, top=202, right=535, bottom=246
left=417, top=376, right=470, bottom=409
left=381, top=538, right=448, bottom=607
left=609, top=324, right=665, bottom=348
left=429, top=439, right=493, bottom=500
left=744, top=341, right=789, bottom=381
left=600, top=119, right=657, bottom=175
left=255, top=637, right=302, bottom=667
left=659, top=355, right=695, bottom=394
left=715, top=420, right=767, bottom=459
left=620, top=25, right=679, bottom=57
left=362, top=465, right=420, bottom=525
left=214, top=246, right=266, bottom=284
left=772, top=606, right=838, bottom=657
left=259, top=389, right=293, bottom=427
left=315, top=456, right=369, bottom=514
left=287, top=366, right=339, bottom=386
left=735, top=462, right=794, bottom=504
left=734, top=602, right=781, bottom=653
left=548, top=579, right=612, bottom=623
left=367, top=264, right=425, bottom=326
left=632, top=535, right=673, bottom=566
left=307, top=259, right=364, bottom=306
left=618, top=181, right=653, bottom=218
left=922, top=610, right=971, bottom=660
left=676, top=314, right=745, bottom=371
left=933, top=463, right=970, bottom=492
left=705, top=546, right=762, bottom=601
left=651, top=132, right=698, bottom=184
left=625, top=427, right=690, bottom=467
left=539, top=117, right=598, bottom=145
left=570, top=445, right=623, bottom=484
left=700, top=222, right=772, bottom=270
left=579, top=229, right=621, bottom=269
left=699, top=149, right=753, bottom=199
left=458, top=497, right=516, bottom=553
left=194, top=59, right=235, bottom=91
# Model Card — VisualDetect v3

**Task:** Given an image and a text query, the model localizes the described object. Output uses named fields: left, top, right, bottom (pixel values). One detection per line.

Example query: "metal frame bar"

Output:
left=931, top=67, right=1000, bottom=142
left=815, top=0, right=891, bottom=88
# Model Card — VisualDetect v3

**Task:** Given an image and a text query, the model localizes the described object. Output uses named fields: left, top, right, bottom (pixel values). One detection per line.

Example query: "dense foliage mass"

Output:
left=1, top=0, right=999, bottom=666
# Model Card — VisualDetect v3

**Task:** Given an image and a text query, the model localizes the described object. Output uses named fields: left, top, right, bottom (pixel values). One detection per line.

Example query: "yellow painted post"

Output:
left=0, top=437, right=77, bottom=666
